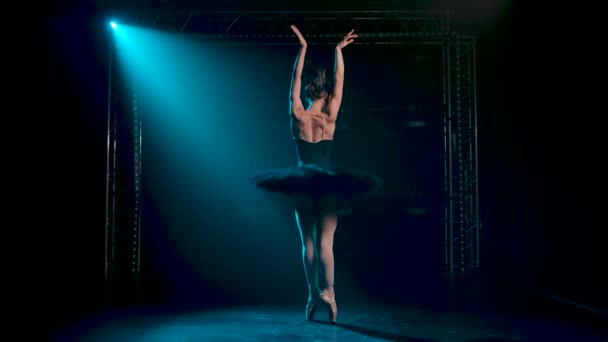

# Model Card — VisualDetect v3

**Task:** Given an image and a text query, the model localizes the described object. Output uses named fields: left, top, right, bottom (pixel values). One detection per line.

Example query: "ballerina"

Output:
left=249, top=25, right=383, bottom=323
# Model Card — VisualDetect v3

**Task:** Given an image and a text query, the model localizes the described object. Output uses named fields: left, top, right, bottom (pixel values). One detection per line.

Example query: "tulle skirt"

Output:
left=249, top=163, right=383, bottom=200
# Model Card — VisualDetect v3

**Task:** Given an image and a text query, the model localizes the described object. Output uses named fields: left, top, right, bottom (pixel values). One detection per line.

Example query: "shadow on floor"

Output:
left=314, top=320, right=438, bottom=342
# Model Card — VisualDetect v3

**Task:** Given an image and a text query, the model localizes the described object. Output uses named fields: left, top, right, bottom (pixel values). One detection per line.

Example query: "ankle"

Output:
left=322, top=286, right=335, bottom=296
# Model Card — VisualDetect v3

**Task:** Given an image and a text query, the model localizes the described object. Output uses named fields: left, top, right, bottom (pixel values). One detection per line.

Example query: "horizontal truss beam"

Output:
left=135, top=10, right=450, bottom=35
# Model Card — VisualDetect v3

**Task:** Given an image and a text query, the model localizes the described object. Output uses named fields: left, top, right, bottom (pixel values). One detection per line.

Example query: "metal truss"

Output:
left=135, top=10, right=450, bottom=36
left=106, top=10, right=479, bottom=278
left=105, top=30, right=143, bottom=286
left=444, top=34, right=479, bottom=273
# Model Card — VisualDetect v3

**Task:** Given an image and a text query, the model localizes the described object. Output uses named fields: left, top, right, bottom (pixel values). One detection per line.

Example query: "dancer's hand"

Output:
left=336, top=29, right=358, bottom=49
left=290, top=25, right=307, bottom=47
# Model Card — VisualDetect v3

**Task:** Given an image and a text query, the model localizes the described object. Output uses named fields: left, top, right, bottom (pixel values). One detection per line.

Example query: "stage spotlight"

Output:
left=110, top=21, right=118, bottom=29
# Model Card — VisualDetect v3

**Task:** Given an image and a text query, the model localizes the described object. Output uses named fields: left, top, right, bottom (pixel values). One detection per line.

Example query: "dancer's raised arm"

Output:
left=290, top=25, right=307, bottom=119
left=327, top=29, right=357, bottom=120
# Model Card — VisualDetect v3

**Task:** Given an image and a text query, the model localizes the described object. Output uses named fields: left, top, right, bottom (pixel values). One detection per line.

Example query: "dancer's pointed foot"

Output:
left=306, top=291, right=320, bottom=321
left=319, top=288, right=337, bottom=323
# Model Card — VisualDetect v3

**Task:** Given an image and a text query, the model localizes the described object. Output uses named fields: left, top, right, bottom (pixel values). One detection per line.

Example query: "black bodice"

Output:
left=295, top=139, right=332, bottom=168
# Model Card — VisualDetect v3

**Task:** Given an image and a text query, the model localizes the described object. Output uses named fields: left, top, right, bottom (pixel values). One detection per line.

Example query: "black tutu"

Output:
left=249, top=139, right=383, bottom=200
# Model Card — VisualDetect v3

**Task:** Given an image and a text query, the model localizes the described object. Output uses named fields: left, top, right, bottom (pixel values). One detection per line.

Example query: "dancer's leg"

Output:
left=295, top=194, right=319, bottom=296
left=317, top=194, right=338, bottom=294
left=317, top=194, right=339, bottom=323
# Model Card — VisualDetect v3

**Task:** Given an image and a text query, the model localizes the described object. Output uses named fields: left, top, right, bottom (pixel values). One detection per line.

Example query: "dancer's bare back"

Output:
left=289, top=25, right=357, bottom=143
left=291, top=109, right=336, bottom=142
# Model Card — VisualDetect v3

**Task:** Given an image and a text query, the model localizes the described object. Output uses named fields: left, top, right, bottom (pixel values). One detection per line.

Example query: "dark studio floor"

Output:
left=50, top=274, right=608, bottom=342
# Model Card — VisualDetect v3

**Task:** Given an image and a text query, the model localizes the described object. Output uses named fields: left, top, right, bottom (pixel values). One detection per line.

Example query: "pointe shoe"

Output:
left=306, top=293, right=320, bottom=321
left=319, top=289, right=338, bottom=323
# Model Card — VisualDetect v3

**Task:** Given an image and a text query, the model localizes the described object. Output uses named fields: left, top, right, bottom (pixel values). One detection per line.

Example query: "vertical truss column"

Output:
left=455, top=34, right=465, bottom=272
left=460, top=36, right=480, bottom=270
left=443, top=37, right=453, bottom=273
left=104, top=13, right=143, bottom=289
left=105, top=37, right=116, bottom=281
left=445, top=34, right=479, bottom=273
left=132, top=69, right=142, bottom=277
